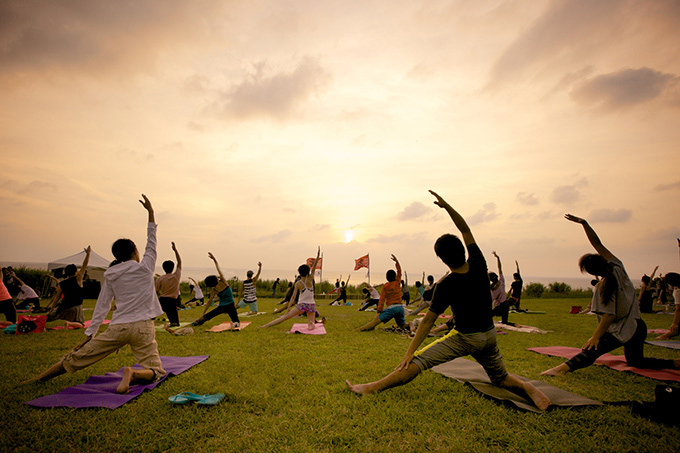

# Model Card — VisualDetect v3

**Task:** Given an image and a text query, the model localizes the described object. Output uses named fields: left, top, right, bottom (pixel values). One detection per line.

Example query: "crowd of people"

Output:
left=5, top=191, right=679, bottom=412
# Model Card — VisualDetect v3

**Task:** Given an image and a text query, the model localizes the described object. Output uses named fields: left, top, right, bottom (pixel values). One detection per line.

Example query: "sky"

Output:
left=1, top=0, right=679, bottom=283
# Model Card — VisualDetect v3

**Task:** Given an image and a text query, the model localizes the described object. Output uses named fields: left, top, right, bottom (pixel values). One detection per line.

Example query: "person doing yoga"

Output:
left=346, top=190, right=551, bottom=411
left=541, top=214, right=680, bottom=376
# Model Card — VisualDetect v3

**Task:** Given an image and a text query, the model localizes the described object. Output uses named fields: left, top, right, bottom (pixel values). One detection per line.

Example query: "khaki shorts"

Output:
left=61, top=319, right=165, bottom=380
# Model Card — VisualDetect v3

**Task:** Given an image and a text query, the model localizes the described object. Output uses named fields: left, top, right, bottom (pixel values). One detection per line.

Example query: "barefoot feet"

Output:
left=523, top=382, right=551, bottom=411
left=539, top=363, right=569, bottom=377
left=345, top=380, right=372, bottom=396
left=117, top=367, right=134, bottom=394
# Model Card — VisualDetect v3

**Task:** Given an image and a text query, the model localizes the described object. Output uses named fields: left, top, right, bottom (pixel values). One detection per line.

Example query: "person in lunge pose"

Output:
left=155, top=242, right=182, bottom=326
left=541, top=215, right=680, bottom=377
left=261, top=248, right=321, bottom=331
left=191, top=253, right=240, bottom=329
left=357, top=282, right=381, bottom=311
left=657, top=272, right=680, bottom=340
left=23, top=195, right=166, bottom=394
left=186, top=277, right=205, bottom=307
left=46, top=247, right=91, bottom=326
left=239, top=262, right=262, bottom=315
left=354, top=255, right=407, bottom=332
left=346, top=190, right=551, bottom=411
left=489, top=251, right=513, bottom=325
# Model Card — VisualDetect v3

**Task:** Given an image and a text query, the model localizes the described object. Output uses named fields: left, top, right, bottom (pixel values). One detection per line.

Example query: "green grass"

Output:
left=2, top=297, right=680, bottom=452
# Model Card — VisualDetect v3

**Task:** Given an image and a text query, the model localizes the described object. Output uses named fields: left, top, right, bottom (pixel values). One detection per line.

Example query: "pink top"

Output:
left=155, top=268, right=182, bottom=298
left=0, top=280, right=11, bottom=301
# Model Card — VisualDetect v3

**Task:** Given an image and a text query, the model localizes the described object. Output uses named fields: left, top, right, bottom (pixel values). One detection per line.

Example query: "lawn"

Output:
left=2, top=297, right=679, bottom=453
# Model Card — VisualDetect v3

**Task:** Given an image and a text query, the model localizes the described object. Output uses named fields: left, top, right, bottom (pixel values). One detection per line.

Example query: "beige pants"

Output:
left=61, top=319, right=165, bottom=380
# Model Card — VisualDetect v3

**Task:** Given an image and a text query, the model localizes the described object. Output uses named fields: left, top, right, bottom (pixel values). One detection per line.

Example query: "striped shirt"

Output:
left=243, top=279, right=257, bottom=302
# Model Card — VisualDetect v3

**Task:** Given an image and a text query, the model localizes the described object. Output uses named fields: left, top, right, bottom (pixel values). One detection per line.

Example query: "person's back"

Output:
left=430, top=243, right=494, bottom=334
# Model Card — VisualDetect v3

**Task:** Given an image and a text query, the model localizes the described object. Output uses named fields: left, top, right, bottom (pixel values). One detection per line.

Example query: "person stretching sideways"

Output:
left=191, top=253, right=240, bottom=329
left=262, top=248, right=320, bottom=330
left=155, top=242, right=182, bottom=327
left=346, top=190, right=551, bottom=411
left=23, top=195, right=166, bottom=394
left=541, top=215, right=680, bottom=376
left=355, top=255, right=407, bottom=332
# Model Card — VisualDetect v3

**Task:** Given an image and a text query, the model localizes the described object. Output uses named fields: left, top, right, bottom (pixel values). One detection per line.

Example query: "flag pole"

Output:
left=368, top=253, right=371, bottom=286
left=320, top=252, right=323, bottom=283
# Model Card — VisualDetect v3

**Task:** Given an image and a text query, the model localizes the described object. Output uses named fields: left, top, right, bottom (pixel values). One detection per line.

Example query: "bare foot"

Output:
left=345, top=380, right=372, bottom=395
left=523, top=382, right=551, bottom=411
left=65, top=321, right=84, bottom=329
left=117, top=367, right=133, bottom=394
left=308, top=323, right=315, bottom=331
left=540, top=364, right=569, bottom=377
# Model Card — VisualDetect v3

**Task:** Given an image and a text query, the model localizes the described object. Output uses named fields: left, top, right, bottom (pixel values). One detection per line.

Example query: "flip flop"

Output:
left=168, top=392, right=225, bottom=405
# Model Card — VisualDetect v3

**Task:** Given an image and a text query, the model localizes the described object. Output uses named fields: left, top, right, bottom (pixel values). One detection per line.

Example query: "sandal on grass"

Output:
left=168, top=392, right=225, bottom=405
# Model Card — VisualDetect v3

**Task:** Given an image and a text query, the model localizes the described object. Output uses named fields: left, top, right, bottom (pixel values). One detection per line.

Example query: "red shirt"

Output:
left=377, top=261, right=402, bottom=311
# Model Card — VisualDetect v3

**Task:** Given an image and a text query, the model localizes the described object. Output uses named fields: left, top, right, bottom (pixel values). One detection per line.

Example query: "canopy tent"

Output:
left=47, top=250, right=110, bottom=272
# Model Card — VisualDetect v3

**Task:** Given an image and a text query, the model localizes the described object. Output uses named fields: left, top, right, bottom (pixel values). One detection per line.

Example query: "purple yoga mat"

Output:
left=25, top=355, right=209, bottom=409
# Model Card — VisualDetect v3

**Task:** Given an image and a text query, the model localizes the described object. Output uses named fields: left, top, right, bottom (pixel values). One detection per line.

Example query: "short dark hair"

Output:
left=386, top=270, right=396, bottom=282
left=112, top=238, right=136, bottom=262
left=415, top=281, right=422, bottom=288
left=162, top=260, right=175, bottom=273
left=247, top=270, right=254, bottom=278
left=665, top=272, right=680, bottom=287
left=434, top=234, right=466, bottom=268
left=488, top=272, right=498, bottom=284
left=641, top=274, right=651, bottom=284
left=427, top=275, right=434, bottom=284
left=298, top=264, right=310, bottom=277
left=64, top=264, right=77, bottom=277
left=204, top=275, right=219, bottom=287
left=513, top=273, right=521, bottom=280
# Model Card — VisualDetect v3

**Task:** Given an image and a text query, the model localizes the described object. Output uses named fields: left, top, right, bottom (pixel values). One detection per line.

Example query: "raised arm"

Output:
left=515, top=260, right=520, bottom=276
left=208, top=252, right=227, bottom=282
left=253, top=262, right=262, bottom=282
left=309, top=247, right=321, bottom=278
left=564, top=214, right=615, bottom=260
left=429, top=190, right=475, bottom=246
left=650, top=265, right=659, bottom=280
left=492, top=251, right=502, bottom=276
left=392, top=254, right=402, bottom=282
left=76, top=246, right=92, bottom=285
left=172, top=242, right=182, bottom=270
left=140, top=194, right=155, bottom=223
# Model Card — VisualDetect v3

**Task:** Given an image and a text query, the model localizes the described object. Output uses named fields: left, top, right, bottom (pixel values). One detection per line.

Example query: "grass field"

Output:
left=2, top=297, right=680, bottom=453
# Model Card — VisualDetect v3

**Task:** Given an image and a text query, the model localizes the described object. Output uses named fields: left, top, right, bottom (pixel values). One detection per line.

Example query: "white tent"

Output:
left=47, top=250, right=111, bottom=272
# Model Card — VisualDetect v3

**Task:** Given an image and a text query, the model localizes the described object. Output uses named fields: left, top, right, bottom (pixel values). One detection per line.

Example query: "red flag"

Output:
left=306, top=257, right=323, bottom=270
left=354, top=254, right=369, bottom=271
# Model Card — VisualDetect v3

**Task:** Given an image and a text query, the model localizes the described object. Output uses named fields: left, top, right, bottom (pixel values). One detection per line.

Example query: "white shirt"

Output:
left=86, top=223, right=164, bottom=336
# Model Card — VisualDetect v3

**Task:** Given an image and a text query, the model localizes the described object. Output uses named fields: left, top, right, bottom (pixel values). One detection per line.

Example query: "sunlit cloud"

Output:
left=252, top=230, right=292, bottom=243
left=551, top=179, right=587, bottom=205
left=212, top=57, right=332, bottom=121
left=654, top=181, right=680, bottom=191
left=397, top=202, right=430, bottom=221
left=467, top=203, right=498, bottom=226
left=516, top=192, right=539, bottom=206
left=589, top=208, right=632, bottom=223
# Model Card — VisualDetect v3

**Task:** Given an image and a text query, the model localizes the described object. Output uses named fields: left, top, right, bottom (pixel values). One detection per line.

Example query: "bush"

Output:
left=548, top=282, right=572, bottom=294
left=524, top=282, right=546, bottom=298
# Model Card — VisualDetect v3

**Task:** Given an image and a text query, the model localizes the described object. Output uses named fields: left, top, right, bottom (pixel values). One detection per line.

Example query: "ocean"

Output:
left=1, top=260, right=595, bottom=290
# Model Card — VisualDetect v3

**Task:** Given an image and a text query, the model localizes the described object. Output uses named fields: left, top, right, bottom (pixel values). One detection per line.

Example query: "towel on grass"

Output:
left=528, top=346, right=680, bottom=382
left=207, top=321, right=251, bottom=332
left=25, top=355, right=209, bottom=409
left=290, top=323, right=326, bottom=335
left=49, top=319, right=111, bottom=330
left=431, top=357, right=602, bottom=413
left=495, top=322, right=550, bottom=334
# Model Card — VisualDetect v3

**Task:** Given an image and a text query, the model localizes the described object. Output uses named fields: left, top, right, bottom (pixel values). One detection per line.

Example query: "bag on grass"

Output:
left=632, top=384, right=680, bottom=427
left=569, top=306, right=582, bottom=314
left=15, top=314, right=46, bottom=335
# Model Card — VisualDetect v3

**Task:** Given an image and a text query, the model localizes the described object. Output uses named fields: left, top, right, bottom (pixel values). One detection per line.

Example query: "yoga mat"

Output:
left=49, top=319, right=111, bottom=330
left=648, top=329, right=670, bottom=335
left=207, top=321, right=251, bottom=332
left=646, top=341, right=680, bottom=350
left=25, top=355, right=209, bottom=409
left=510, top=310, right=546, bottom=314
left=495, top=322, right=550, bottom=334
left=528, top=346, right=680, bottom=382
left=290, top=323, right=326, bottom=335
left=155, top=322, right=191, bottom=331
left=431, top=357, right=602, bottom=413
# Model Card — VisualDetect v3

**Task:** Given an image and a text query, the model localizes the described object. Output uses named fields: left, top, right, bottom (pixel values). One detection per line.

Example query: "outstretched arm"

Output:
left=650, top=265, right=659, bottom=280
left=564, top=214, right=616, bottom=260
left=253, top=262, right=262, bottom=282
left=76, top=246, right=92, bottom=285
left=492, top=251, right=502, bottom=276
left=172, top=242, right=182, bottom=270
left=208, top=253, right=227, bottom=282
left=309, top=247, right=321, bottom=278
left=140, top=194, right=155, bottom=223
left=429, top=190, right=475, bottom=246
left=515, top=260, right=520, bottom=276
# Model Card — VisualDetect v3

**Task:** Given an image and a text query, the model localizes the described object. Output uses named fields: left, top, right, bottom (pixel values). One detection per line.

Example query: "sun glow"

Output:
left=344, top=229, right=355, bottom=243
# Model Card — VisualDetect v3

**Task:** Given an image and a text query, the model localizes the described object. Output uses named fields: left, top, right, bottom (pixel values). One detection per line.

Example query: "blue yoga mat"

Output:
left=25, top=355, right=209, bottom=409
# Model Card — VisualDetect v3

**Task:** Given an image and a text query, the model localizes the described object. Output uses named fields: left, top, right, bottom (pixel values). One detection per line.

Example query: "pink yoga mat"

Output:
left=207, top=321, right=251, bottom=332
left=290, top=323, right=326, bottom=335
left=528, top=346, right=680, bottom=382
left=49, top=319, right=111, bottom=330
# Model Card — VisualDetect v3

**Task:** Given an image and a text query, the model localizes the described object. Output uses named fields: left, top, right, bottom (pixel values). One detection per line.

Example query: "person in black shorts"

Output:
left=346, top=190, right=550, bottom=411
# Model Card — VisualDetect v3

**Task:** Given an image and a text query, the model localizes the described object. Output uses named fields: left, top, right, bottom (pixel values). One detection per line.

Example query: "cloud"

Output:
left=252, top=229, right=292, bottom=243
left=366, top=233, right=409, bottom=244
left=571, top=67, right=680, bottom=110
left=0, top=0, right=221, bottom=80
left=551, top=179, right=587, bottom=205
left=588, top=208, right=632, bottom=223
left=214, top=57, right=331, bottom=120
left=397, top=202, right=430, bottom=221
left=466, top=202, right=498, bottom=226
left=654, top=181, right=680, bottom=191
left=516, top=192, right=539, bottom=206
